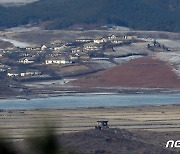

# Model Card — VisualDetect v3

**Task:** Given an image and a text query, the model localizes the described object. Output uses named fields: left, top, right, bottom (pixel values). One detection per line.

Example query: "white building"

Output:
left=108, top=34, right=117, bottom=40
left=7, top=71, right=19, bottom=77
left=19, top=57, right=35, bottom=64
left=75, top=39, right=93, bottom=43
left=83, top=43, right=102, bottom=51
left=20, top=70, right=41, bottom=77
left=71, top=47, right=82, bottom=54
left=41, top=45, right=47, bottom=51
left=123, top=36, right=138, bottom=40
left=45, top=58, right=72, bottom=65
left=93, top=38, right=107, bottom=44
left=111, top=40, right=123, bottom=44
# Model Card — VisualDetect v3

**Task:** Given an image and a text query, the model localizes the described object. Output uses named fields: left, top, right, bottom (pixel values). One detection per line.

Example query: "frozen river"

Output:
left=0, top=93, right=180, bottom=110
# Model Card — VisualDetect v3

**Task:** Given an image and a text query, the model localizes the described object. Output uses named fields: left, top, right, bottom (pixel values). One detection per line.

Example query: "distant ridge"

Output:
left=0, top=0, right=179, bottom=32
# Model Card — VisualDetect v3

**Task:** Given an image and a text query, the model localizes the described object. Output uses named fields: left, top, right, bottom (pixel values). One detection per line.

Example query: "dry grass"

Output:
left=0, top=105, right=180, bottom=139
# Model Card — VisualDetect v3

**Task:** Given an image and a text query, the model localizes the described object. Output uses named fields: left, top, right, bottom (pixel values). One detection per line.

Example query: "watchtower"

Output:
left=95, top=120, right=109, bottom=130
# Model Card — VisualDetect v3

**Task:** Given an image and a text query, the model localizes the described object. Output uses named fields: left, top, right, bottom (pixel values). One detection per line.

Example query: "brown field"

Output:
left=0, top=105, right=180, bottom=139
left=71, top=56, right=180, bottom=88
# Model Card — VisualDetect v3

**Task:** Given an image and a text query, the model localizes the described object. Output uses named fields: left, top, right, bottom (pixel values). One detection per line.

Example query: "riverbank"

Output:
left=1, top=82, right=180, bottom=100
left=0, top=105, right=180, bottom=140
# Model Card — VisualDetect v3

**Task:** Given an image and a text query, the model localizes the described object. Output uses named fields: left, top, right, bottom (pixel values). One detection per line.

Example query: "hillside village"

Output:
left=0, top=34, right=171, bottom=82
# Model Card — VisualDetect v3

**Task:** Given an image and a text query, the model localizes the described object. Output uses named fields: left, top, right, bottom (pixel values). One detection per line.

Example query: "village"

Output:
left=0, top=33, right=170, bottom=82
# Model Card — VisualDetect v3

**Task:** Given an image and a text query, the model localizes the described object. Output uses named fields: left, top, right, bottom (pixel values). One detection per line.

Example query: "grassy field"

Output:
left=0, top=105, right=180, bottom=139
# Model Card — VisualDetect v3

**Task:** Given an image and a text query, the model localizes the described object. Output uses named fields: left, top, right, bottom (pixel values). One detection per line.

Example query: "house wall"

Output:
left=45, top=60, right=72, bottom=65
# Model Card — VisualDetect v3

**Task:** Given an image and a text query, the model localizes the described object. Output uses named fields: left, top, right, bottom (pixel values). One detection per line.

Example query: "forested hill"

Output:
left=0, top=0, right=180, bottom=32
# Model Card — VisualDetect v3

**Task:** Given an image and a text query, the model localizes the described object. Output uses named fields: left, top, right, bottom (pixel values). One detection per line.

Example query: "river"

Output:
left=0, top=93, right=180, bottom=110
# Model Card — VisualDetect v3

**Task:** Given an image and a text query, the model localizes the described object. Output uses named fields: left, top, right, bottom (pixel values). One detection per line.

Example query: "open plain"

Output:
left=0, top=105, right=180, bottom=139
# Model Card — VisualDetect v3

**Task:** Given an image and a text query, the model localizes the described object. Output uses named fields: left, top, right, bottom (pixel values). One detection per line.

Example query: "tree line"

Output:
left=0, top=0, right=179, bottom=32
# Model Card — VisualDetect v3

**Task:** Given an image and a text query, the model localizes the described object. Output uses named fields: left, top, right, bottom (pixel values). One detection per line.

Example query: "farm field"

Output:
left=0, top=105, right=180, bottom=139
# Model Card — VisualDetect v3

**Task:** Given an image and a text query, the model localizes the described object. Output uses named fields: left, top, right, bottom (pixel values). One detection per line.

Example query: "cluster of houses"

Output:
left=0, top=34, right=139, bottom=80
left=0, top=63, right=41, bottom=78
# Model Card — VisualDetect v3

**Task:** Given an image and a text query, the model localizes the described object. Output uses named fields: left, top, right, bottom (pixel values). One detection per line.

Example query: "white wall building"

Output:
left=45, top=59, right=72, bottom=65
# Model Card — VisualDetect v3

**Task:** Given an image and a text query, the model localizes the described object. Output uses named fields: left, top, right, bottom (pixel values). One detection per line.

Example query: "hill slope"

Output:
left=71, top=56, right=180, bottom=88
left=61, top=129, right=179, bottom=154
left=0, top=0, right=180, bottom=32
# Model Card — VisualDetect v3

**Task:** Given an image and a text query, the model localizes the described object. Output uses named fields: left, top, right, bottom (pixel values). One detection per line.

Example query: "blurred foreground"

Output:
left=0, top=125, right=76, bottom=154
